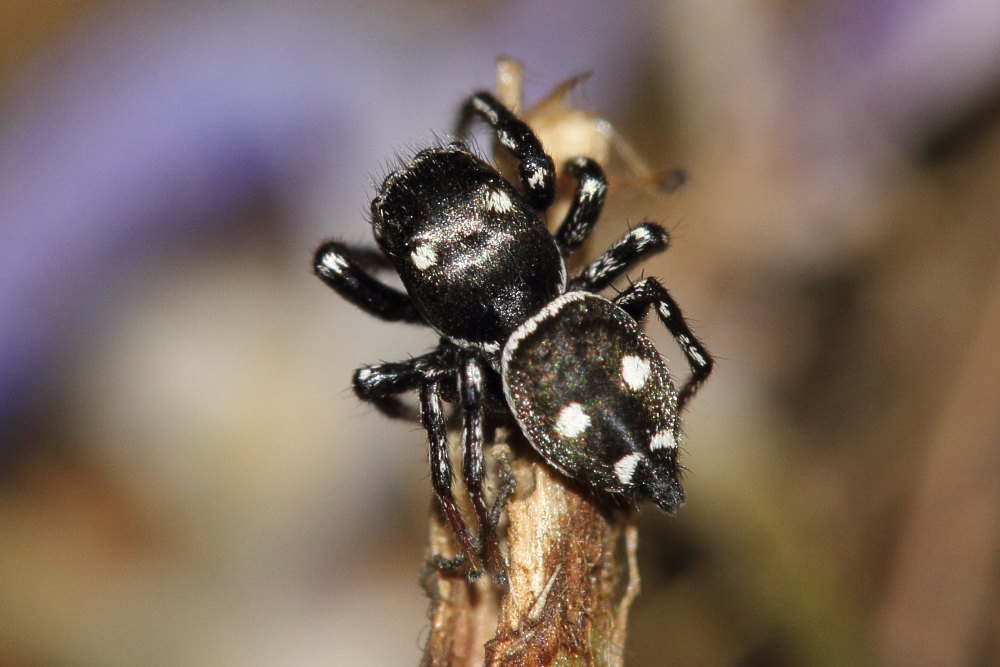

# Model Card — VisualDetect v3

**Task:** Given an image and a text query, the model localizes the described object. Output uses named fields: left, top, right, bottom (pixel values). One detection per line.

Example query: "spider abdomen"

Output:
left=501, top=292, right=685, bottom=513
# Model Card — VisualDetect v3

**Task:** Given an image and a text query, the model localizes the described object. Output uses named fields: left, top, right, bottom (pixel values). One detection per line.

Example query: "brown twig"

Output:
left=420, top=58, right=650, bottom=665
left=422, top=435, right=640, bottom=666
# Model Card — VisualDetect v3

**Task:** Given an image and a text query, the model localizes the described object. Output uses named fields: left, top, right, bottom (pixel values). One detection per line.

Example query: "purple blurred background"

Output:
left=2, top=0, right=999, bottom=664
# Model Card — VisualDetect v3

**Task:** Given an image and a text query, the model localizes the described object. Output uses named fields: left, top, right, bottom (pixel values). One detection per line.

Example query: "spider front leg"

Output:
left=570, top=222, right=670, bottom=293
left=459, top=353, right=509, bottom=587
left=421, top=378, right=484, bottom=582
left=553, top=156, right=607, bottom=256
left=353, top=350, right=454, bottom=420
left=457, top=91, right=555, bottom=210
left=314, top=241, right=422, bottom=322
left=614, top=277, right=713, bottom=410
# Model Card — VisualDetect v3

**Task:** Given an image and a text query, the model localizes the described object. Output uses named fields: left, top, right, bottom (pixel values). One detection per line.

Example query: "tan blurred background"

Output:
left=2, top=1, right=999, bottom=664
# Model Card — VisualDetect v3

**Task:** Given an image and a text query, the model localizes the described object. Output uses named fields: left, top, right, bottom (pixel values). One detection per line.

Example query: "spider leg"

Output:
left=553, top=157, right=608, bottom=256
left=613, top=277, right=713, bottom=411
left=456, top=91, right=555, bottom=210
left=336, top=242, right=396, bottom=272
left=459, top=354, right=509, bottom=587
left=314, top=241, right=422, bottom=322
left=489, top=447, right=517, bottom=528
left=569, top=222, right=670, bottom=293
left=420, top=378, right=484, bottom=582
left=353, top=350, right=454, bottom=421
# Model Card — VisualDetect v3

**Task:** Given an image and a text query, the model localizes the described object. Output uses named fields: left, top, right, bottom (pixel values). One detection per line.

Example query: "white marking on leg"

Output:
left=621, top=355, right=651, bottom=390
left=410, top=243, right=437, bottom=270
left=555, top=402, right=590, bottom=438
left=322, top=252, right=350, bottom=274
left=464, top=359, right=482, bottom=388
left=613, top=452, right=643, bottom=485
left=474, top=98, right=499, bottom=124
left=632, top=226, right=655, bottom=244
left=581, top=178, right=605, bottom=199
left=527, top=169, right=545, bottom=189
left=650, top=429, right=677, bottom=451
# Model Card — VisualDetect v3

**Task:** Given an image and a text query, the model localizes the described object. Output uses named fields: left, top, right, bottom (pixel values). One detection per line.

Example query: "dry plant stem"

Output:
left=422, top=58, right=643, bottom=666
left=422, top=435, right=640, bottom=667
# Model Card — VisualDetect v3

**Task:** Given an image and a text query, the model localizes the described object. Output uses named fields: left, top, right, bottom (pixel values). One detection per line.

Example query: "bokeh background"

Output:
left=3, top=1, right=1000, bottom=664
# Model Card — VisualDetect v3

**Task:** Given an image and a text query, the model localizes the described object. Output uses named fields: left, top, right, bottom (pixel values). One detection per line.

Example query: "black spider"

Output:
left=314, top=91, right=712, bottom=585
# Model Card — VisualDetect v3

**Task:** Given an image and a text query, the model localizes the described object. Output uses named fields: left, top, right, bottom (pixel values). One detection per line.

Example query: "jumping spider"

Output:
left=314, top=90, right=712, bottom=584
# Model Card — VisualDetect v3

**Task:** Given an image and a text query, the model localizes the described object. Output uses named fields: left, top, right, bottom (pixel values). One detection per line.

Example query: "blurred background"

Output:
left=2, top=0, right=999, bottom=664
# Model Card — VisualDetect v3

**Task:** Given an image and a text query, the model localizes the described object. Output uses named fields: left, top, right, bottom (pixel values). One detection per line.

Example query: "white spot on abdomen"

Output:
left=410, top=243, right=437, bottom=270
left=650, top=429, right=677, bottom=451
left=613, top=452, right=643, bottom=485
left=621, top=355, right=651, bottom=390
left=555, top=402, right=590, bottom=438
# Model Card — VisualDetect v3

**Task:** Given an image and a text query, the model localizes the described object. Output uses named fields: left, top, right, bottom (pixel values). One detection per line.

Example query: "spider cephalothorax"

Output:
left=314, top=91, right=712, bottom=584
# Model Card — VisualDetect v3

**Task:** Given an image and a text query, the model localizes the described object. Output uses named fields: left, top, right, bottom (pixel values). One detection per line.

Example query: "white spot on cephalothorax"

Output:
left=410, top=243, right=437, bottom=270
left=621, top=355, right=651, bottom=390
left=613, top=452, right=643, bottom=485
left=555, top=402, right=591, bottom=438
left=650, top=428, right=677, bottom=451
left=484, top=187, right=514, bottom=213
